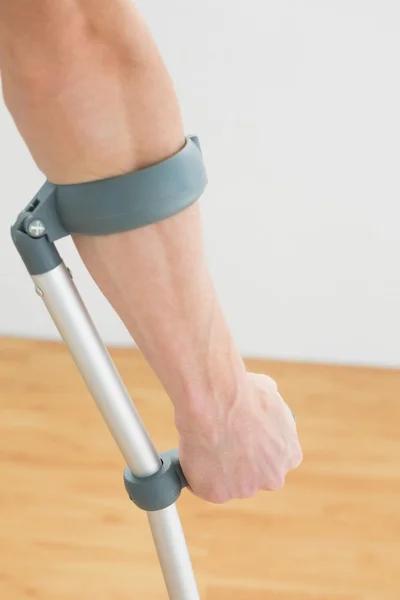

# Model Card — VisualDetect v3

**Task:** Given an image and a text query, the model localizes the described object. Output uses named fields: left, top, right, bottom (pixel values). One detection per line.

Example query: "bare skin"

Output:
left=0, top=1, right=302, bottom=503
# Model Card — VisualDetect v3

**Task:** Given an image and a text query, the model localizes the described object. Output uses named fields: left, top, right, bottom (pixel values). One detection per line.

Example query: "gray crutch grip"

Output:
left=124, top=449, right=188, bottom=512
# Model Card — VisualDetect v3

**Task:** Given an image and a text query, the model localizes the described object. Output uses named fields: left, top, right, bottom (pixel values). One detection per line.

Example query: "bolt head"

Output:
left=27, top=219, right=46, bottom=238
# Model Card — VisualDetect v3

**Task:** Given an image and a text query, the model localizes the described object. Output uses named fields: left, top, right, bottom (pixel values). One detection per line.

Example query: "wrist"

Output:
left=172, top=347, right=248, bottom=437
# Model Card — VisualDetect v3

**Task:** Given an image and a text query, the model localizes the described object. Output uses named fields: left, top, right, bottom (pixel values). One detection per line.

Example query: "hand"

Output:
left=177, top=372, right=303, bottom=504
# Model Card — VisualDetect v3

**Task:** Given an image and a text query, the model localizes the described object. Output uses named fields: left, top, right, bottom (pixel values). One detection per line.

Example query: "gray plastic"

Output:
left=124, top=449, right=188, bottom=512
left=11, top=135, right=207, bottom=275
left=11, top=227, right=62, bottom=276
left=22, top=181, right=69, bottom=242
left=11, top=182, right=66, bottom=276
left=55, top=135, right=207, bottom=235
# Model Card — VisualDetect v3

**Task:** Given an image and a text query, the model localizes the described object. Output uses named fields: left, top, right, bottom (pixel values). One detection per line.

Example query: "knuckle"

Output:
left=270, top=477, right=285, bottom=491
left=291, top=446, right=303, bottom=468
left=264, top=375, right=279, bottom=392
left=206, top=487, right=231, bottom=505
left=264, top=471, right=285, bottom=491
left=237, top=482, right=259, bottom=500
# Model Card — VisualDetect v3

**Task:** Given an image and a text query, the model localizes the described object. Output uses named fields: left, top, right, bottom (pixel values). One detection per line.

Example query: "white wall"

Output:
left=1, top=1, right=399, bottom=367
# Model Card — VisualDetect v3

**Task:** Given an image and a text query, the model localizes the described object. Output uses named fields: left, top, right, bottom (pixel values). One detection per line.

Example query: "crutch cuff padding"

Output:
left=55, top=134, right=207, bottom=235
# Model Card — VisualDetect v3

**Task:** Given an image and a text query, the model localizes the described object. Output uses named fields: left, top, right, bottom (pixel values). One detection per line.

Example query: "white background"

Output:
left=1, top=1, right=399, bottom=367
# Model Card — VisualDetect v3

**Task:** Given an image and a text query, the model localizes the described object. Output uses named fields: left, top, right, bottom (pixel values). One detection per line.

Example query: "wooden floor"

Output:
left=0, top=338, right=399, bottom=599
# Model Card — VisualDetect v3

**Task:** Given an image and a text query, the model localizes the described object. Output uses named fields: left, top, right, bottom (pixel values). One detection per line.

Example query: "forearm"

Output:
left=74, top=209, right=247, bottom=426
left=1, top=1, right=247, bottom=425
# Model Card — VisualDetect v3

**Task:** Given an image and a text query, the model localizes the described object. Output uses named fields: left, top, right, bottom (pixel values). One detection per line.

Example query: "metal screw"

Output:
left=27, top=219, right=46, bottom=238
left=34, top=286, right=44, bottom=298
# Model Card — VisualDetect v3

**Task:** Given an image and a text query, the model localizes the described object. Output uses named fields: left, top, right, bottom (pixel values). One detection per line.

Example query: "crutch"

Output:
left=11, top=135, right=207, bottom=600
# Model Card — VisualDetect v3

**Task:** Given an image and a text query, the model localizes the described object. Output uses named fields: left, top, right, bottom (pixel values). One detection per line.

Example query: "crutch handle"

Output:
left=124, top=448, right=187, bottom=512
left=165, top=449, right=188, bottom=489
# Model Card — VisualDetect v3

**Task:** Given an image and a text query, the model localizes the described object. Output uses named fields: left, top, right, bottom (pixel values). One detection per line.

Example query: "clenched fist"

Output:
left=177, top=373, right=303, bottom=504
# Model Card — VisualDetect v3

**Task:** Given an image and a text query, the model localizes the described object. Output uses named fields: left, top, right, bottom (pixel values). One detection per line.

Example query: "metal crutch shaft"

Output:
left=32, top=263, right=200, bottom=600
left=11, top=136, right=208, bottom=598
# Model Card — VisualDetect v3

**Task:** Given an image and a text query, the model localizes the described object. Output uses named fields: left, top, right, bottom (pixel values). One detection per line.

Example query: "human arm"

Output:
left=0, top=0, right=302, bottom=502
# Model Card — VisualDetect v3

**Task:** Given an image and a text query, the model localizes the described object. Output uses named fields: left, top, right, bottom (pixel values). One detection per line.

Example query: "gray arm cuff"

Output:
left=55, top=135, right=207, bottom=236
